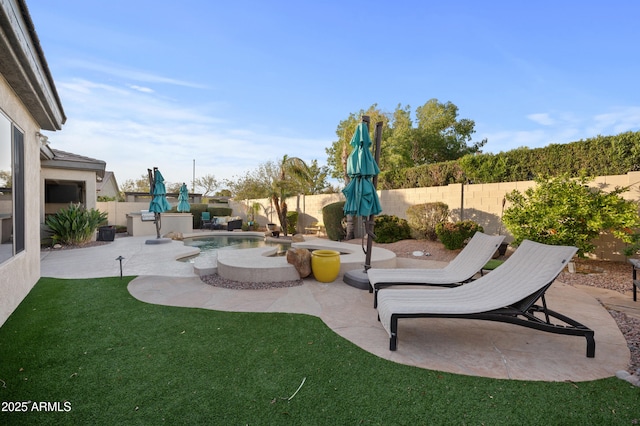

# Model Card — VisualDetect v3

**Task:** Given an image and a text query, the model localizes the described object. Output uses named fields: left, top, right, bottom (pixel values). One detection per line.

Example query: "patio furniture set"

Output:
left=200, top=212, right=242, bottom=231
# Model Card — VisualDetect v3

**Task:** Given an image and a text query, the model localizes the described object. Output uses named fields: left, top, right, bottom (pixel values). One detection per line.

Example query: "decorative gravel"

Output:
left=200, top=273, right=303, bottom=290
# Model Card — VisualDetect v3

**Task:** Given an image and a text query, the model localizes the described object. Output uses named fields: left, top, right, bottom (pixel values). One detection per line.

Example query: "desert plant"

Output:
left=436, top=220, right=483, bottom=250
left=502, top=175, right=640, bottom=256
left=322, top=201, right=346, bottom=241
left=286, top=211, right=299, bottom=234
left=373, top=215, right=412, bottom=243
left=406, top=202, right=449, bottom=240
left=44, top=203, right=108, bottom=245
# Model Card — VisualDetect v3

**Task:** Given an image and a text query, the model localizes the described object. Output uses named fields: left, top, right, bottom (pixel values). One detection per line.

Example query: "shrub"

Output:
left=406, top=202, right=449, bottom=240
left=502, top=175, right=640, bottom=256
left=44, top=203, right=108, bottom=245
left=435, top=220, right=484, bottom=250
left=209, top=207, right=233, bottom=217
left=373, top=215, right=412, bottom=243
left=322, top=201, right=346, bottom=241
left=286, top=211, right=298, bottom=234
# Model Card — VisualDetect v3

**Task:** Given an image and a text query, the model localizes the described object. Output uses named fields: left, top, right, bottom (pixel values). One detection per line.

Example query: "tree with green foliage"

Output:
left=304, top=159, right=331, bottom=194
left=326, top=100, right=485, bottom=184
left=0, top=170, right=11, bottom=187
left=120, top=174, right=151, bottom=193
left=413, top=99, right=486, bottom=164
left=325, top=105, right=389, bottom=183
left=502, top=175, right=640, bottom=256
left=225, top=161, right=276, bottom=200
left=270, top=155, right=311, bottom=236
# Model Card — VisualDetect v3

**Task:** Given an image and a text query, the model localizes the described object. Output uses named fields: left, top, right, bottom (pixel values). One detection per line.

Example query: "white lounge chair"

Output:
left=368, top=232, right=505, bottom=308
left=376, top=240, right=595, bottom=357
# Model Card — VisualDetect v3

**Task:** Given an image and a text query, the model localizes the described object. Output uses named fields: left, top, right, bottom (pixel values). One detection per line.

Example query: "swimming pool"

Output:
left=181, top=235, right=288, bottom=262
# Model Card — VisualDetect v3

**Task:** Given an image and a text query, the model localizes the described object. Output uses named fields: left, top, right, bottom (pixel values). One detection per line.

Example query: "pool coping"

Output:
left=182, top=231, right=397, bottom=283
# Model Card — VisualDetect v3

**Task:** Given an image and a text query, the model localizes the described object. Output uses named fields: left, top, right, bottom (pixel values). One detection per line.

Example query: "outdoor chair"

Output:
left=201, top=212, right=212, bottom=229
left=368, top=232, right=505, bottom=308
left=376, top=240, right=595, bottom=357
left=226, top=218, right=242, bottom=231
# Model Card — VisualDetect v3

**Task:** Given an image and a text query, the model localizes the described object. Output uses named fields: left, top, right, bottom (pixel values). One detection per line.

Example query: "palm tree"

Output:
left=270, top=155, right=310, bottom=236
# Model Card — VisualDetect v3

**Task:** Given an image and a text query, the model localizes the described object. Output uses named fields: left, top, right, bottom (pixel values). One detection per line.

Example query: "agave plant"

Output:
left=45, top=203, right=108, bottom=245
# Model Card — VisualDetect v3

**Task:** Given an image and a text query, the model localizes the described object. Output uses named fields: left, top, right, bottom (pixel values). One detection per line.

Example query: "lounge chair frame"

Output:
left=387, top=279, right=595, bottom=357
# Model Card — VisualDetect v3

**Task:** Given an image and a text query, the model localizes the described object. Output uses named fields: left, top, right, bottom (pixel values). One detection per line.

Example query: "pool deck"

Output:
left=39, top=232, right=636, bottom=382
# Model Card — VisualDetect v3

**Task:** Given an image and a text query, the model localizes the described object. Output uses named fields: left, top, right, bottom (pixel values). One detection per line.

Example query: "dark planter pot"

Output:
left=493, top=241, right=509, bottom=258
left=97, top=225, right=116, bottom=242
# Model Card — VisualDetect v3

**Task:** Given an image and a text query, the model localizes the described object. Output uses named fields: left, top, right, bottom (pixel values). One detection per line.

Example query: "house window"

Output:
left=0, top=111, right=24, bottom=263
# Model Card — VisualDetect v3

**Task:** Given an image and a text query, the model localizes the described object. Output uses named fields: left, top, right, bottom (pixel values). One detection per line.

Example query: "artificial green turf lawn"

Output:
left=0, top=277, right=638, bottom=425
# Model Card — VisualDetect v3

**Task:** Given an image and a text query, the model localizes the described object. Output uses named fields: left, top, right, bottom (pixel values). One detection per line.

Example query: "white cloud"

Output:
left=484, top=106, right=640, bottom=153
left=65, top=59, right=208, bottom=89
left=45, top=76, right=331, bottom=189
left=129, top=85, right=154, bottom=93
left=527, top=113, right=556, bottom=126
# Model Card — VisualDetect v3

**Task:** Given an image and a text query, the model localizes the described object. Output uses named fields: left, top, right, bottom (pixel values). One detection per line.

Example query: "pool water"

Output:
left=181, top=235, right=288, bottom=263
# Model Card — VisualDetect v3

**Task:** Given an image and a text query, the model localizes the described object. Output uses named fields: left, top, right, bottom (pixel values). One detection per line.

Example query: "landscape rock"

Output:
left=286, top=248, right=311, bottom=278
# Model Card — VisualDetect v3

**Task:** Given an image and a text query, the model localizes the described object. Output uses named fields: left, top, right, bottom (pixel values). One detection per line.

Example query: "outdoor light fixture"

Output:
left=116, top=255, right=124, bottom=278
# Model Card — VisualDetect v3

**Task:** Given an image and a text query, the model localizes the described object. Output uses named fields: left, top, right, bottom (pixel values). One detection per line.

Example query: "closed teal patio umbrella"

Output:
left=148, top=167, right=172, bottom=240
left=177, top=183, right=190, bottom=212
left=342, top=121, right=382, bottom=218
left=342, top=118, right=383, bottom=289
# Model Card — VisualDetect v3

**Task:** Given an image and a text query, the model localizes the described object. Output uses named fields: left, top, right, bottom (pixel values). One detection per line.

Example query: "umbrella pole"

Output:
left=363, top=121, right=383, bottom=270
left=344, top=120, right=383, bottom=289
left=155, top=213, right=161, bottom=239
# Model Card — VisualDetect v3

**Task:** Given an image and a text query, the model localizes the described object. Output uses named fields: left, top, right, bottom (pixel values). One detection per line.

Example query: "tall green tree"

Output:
left=413, top=99, right=486, bottom=164
left=327, top=100, right=485, bottom=182
left=380, top=104, right=414, bottom=171
left=304, top=159, right=331, bottom=194
left=325, top=104, right=389, bottom=183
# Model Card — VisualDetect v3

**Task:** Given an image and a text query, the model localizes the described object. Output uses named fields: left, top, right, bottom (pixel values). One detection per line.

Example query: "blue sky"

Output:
left=28, top=0, right=640, bottom=190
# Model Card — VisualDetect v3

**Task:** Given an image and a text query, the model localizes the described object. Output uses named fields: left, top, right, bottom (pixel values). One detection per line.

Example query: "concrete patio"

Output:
left=40, top=233, right=634, bottom=382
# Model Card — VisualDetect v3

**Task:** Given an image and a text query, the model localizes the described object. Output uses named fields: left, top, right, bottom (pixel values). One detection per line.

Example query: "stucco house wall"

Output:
left=0, top=0, right=66, bottom=326
left=0, top=75, right=44, bottom=325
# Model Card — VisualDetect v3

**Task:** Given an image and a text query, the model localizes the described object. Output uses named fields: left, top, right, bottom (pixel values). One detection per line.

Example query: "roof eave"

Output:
left=0, top=0, right=66, bottom=130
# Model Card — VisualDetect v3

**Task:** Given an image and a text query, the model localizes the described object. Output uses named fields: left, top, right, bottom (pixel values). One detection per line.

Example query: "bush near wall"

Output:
left=374, top=215, right=412, bottom=243
left=286, top=211, right=298, bottom=234
left=322, top=201, right=346, bottom=241
left=436, top=220, right=484, bottom=250
left=406, top=202, right=449, bottom=240
left=379, top=131, right=640, bottom=189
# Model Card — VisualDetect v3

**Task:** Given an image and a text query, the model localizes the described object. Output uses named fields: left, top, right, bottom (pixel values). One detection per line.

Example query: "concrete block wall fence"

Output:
left=97, top=171, right=640, bottom=261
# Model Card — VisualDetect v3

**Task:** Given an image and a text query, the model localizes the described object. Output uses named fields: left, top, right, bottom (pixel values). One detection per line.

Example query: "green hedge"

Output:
left=373, top=215, right=412, bottom=243
left=286, top=211, right=298, bottom=234
left=379, top=131, right=640, bottom=189
left=322, top=201, right=346, bottom=241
